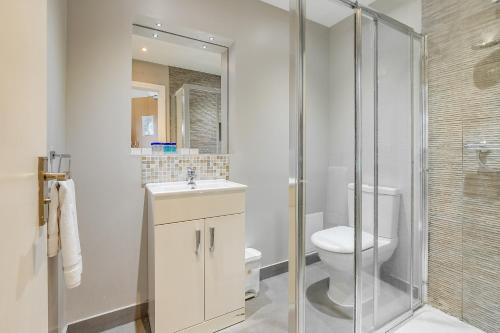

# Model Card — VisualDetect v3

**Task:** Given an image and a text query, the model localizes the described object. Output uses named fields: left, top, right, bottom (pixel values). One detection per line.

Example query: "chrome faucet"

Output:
left=187, top=167, right=196, bottom=188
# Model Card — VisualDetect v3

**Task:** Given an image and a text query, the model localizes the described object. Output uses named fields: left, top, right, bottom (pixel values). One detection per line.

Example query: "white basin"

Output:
left=146, top=179, right=247, bottom=198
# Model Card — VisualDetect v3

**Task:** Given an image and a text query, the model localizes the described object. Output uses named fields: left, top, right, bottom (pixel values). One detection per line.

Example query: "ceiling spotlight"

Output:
left=153, top=33, right=159, bottom=38
left=155, top=23, right=162, bottom=27
left=209, top=36, right=215, bottom=41
left=141, top=47, right=148, bottom=52
left=202, top=45, right=207, bottom=49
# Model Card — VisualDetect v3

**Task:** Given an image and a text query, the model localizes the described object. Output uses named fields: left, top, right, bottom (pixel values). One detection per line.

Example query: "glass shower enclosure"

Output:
left=289, top=1, right=428, bottom=332
left=174, top=84, right=222, bottom=154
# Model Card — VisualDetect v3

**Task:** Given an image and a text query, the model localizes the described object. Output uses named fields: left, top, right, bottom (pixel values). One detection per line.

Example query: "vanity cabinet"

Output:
left=147, top=181, right=246, bottom=333
left=154, top=219, right=205, bottom=332
left=204, top=214, right=245, bottom=320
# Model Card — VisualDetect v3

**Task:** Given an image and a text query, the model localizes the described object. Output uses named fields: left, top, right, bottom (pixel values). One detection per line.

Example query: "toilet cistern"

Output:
left=187, top=167, right=196, bottom=188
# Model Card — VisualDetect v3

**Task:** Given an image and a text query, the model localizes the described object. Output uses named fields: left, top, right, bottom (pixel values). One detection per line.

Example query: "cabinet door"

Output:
left=205, top=214, right=245, bottom=320
left=155, top=220, right=205, bottom=332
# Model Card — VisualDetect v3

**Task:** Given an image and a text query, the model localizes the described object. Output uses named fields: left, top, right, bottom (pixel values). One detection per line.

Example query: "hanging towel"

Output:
left=47, top=182, right=60, bottom=257
left=58, top=180, right=83, bottom=289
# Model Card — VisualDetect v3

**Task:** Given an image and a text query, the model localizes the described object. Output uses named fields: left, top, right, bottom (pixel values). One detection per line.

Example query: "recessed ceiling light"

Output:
left=153, top=33, right=159, bottom=38
left=202, top=45, right=207, bottom=49
left=209, top=36, right=215, bottom=41
left=155, top=23, right=162, bottom=27
left=141, top=47, right=148, bottom=52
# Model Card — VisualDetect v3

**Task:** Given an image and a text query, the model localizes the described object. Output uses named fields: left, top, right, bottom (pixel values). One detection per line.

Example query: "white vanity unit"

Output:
left=146, top=179, right=247, bottom=333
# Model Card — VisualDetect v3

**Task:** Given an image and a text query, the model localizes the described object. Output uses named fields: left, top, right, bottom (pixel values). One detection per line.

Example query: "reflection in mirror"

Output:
left=131, top=25, right=228, bottom=154
left=131, top=81, right=166, bottom=148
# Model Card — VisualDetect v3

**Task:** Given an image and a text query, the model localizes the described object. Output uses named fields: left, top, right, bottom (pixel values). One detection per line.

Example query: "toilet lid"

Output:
left=311, top=226, right=391, bottom=254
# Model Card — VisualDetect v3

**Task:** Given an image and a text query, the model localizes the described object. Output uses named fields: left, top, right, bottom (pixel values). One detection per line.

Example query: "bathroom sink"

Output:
left=146, top=179, right=247, bottom=198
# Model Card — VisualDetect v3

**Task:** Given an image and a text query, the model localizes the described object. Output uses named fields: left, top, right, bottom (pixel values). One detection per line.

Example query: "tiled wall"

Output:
left=169, top=66, right=221, bottom=146
left=188, top=89, right=221, bottom=154
left=423, top=1, right=500, bottom=332
left=141, top=155, right=229, bottom=185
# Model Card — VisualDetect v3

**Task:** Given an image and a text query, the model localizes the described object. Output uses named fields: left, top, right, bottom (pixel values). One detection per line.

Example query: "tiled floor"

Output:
left=105, top=263, right=484, bottom=333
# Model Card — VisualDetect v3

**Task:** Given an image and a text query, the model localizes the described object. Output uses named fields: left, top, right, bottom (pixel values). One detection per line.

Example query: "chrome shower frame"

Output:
left=289, top=1, right=429, bottom=332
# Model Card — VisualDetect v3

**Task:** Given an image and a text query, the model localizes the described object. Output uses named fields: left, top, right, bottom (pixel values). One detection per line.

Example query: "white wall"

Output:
left=65, top=0, right=329, bottom=323
left=47, top=1, right=67, bottom=331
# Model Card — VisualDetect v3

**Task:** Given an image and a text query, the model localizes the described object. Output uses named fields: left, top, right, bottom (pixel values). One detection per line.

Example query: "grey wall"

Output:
left=66, top=0, right=145, bottom=323
left=47, top=0, right=67, bottom=332
left=65, top=0, right=329, bottom=323
left=325, top=17, right=355, bottom=230
left=370, top=0, right=422, bottom=33
left=48, top=0, right=67, bottom=155
left=305, top=22, right=330, bottom=217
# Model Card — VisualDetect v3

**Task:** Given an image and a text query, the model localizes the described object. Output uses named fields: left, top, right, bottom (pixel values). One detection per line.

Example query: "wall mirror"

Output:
left=131, top=24, right=228, bottom=154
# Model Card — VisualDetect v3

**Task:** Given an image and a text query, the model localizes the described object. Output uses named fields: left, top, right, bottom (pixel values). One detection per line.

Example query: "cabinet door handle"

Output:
left=195, top=229, right=201, bottom=255
left=209, top=227, right=215, bottom=252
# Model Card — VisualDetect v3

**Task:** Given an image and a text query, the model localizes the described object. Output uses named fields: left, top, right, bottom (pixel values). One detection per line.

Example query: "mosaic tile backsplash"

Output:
left=141, top=155, right=229, bottom=185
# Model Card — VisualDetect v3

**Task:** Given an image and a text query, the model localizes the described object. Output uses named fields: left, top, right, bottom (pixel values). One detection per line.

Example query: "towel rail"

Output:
left=38, top=155, right=71, bottom=226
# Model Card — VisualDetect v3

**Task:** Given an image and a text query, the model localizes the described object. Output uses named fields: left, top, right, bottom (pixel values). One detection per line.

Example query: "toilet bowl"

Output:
left=311, top=183, right=400, bottom=307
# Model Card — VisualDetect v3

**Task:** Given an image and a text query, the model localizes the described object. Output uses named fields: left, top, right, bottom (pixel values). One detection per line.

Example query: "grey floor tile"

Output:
left=109, top=262, right=411, bottom=333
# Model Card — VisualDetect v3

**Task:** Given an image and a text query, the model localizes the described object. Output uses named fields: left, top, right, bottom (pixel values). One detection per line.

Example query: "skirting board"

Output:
left=260, top=252, right=320, bottom=281
left=67, top=303, right=148, bottom=333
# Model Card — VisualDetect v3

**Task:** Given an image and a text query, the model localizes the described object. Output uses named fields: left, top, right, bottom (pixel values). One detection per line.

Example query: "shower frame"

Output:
left=289, top=1, right=429, bottom=332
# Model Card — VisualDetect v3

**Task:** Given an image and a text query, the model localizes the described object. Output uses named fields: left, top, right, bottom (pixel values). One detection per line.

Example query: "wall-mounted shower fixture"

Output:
left=464, top=141, right=500, bottom=172
left=472, top=2, right=500, bottom=49
left=472, top=38, right=500, bottom=49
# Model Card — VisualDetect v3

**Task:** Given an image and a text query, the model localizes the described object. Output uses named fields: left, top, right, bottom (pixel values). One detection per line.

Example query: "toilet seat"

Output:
left=311, top=226, right=391, bottom=254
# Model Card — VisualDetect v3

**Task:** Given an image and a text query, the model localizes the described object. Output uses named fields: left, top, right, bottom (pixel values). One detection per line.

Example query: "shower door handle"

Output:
left=209, top=227, right=215, bottom=252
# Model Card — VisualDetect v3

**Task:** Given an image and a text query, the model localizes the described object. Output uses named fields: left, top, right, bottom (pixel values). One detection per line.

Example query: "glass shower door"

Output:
left=358, top=11, right=426, bottom=332
left=290, top=1, right=427, bottom=333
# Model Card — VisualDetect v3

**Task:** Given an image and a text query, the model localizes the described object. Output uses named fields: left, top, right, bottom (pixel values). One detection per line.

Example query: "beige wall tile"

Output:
left=424, top=1, right=500, bottom=331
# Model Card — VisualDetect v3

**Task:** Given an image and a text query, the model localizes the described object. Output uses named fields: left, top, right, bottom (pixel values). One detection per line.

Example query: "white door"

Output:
left=155, top=220, right=205, bottom=332
left=0, top=1, right=48, bottom=332
left=205, top=214, right=245, bottom=320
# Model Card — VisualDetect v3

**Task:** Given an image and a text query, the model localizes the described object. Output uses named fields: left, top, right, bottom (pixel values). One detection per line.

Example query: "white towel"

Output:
left=48, top=180, right=82, bottom=288
left=47, top=182, right=60, bottom=257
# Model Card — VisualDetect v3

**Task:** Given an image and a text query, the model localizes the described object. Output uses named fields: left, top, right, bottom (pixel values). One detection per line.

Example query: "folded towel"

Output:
left=57, top=179, right=83, bottom=289
left=47, top=182, right=60, bottom=257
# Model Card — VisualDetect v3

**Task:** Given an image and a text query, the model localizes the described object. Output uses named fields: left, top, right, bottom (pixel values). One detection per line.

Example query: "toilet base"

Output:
left=325, top=267, right=375, bottom=308
left=315, top=238, right=398, bottom=309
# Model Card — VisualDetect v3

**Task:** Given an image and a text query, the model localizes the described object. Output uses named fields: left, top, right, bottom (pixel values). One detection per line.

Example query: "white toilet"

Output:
left=311, top=183, right=400, bottom=307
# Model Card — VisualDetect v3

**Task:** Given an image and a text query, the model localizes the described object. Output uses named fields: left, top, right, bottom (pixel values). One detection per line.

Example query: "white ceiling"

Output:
left=132, top=34, right=222, bottom=75
left=260, top=0, right=376, bottom=27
